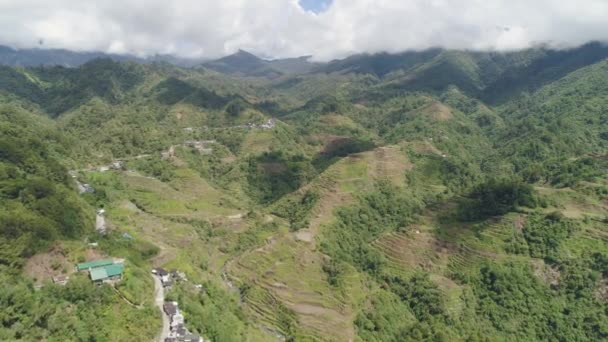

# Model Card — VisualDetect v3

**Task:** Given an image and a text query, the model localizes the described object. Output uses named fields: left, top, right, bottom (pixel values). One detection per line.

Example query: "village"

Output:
left=53, top=254, right=205, bottom=342
left=56, top=129, right=239, bottom=341
left=161, top=140, right=216, bottom=160
left=62, top=164, right=208, bottom=341
left=233, top=118, right=276, bottom=130
left=69, top=117, right=278, bottom=179
left=152, top=267, right=204, bottom=342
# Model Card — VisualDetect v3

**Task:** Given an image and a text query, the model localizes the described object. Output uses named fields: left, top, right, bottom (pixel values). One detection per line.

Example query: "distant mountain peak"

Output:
left=235, top=49, right=257, bottom=56
left=223, top=49, right=262, bottom=61
left=202, top=49, right=282, bottom=77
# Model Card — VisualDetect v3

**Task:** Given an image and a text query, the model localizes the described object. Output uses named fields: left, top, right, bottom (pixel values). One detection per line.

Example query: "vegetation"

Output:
left=245, top=151, right=317, bottom=204
left=0, top=43, right=607, bottom=341
left=322, top=181, right=422, bottom=274
left=0, top=105, right=91, bottom=268
left=458, top=178, right=538, bottom=221
left=272, top=190, right=319, bottom=231
left=0, top=272, right=158, bottom=341
left=169, top=282, right=248, bottom=342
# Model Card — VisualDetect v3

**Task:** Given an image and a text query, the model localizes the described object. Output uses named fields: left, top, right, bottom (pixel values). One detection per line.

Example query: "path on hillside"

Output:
left=111, top=286, right=143, bottom=308
left=153, top=275, right=170, bottom=342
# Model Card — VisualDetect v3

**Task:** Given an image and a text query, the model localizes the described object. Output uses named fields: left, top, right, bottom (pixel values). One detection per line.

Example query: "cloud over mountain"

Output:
left=0, top=0, right=607, bottom=60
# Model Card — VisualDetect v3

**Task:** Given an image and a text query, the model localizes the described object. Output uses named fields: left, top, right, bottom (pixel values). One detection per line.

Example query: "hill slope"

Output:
left=0, top=44, right=607, bottom=341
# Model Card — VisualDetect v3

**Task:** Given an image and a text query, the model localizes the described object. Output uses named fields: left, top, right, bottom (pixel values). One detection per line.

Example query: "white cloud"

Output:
left=0, top=0, right=606, bottom=60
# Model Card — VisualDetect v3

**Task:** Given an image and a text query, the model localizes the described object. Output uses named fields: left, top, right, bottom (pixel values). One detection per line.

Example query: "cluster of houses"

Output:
left=152, top=268, right=202, bottom=342
left=162, top=301, right=203, bottom=342
left=153, top=267, right=187, bottom=288
left=98, top=160, right=124, bottom=172
left=161, top=140, right=216, bottom=160
left=235, top=118, right=276, bottom=130
left=183, top=140, right=215, bottom=155
left=76, top=258, right=125, bottom=284
left=70, top=159, right=124, bottom=194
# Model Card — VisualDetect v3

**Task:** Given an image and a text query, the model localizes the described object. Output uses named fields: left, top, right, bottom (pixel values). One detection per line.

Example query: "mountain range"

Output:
left=0, top=40, right=607, bottom=341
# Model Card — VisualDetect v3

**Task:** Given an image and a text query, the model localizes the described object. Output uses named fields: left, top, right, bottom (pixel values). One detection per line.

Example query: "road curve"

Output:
left=153, top=275, right=170, bottom=342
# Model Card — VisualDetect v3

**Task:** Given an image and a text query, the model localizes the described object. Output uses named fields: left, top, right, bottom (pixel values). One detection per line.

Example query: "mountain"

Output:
left=317, top=48, right=443, bottom=77
left=0, top=45, right=140, bottom=67
left=202, top=50, right=318, bottom=77
left=202, top=49, right=282, bottom=77
left=267, top=55, right=319, bottom=74
left=481, top=41, right=608, bottom=104
left=0, top=45, right=207, bottom=68
left=0, top=42, right=607, bottom=342
left=495, top=59, right=608, bottom=178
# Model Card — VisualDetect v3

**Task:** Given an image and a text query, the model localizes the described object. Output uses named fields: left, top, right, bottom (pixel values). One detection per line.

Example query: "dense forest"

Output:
left=0, top=43, right=607, bottom=341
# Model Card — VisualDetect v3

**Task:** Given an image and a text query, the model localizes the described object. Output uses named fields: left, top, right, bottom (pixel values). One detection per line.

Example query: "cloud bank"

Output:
left=0, top=0, right=607, bottom=60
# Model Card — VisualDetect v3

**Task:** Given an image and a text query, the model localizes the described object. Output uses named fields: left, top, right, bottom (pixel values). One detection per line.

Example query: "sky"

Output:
left=0, top=0, right=607, bottom=61
left=299, top=0, right=333, bottom=14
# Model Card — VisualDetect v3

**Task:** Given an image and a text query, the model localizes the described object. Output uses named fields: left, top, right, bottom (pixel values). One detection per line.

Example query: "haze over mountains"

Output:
left=0, top=45, right=207, bottom=67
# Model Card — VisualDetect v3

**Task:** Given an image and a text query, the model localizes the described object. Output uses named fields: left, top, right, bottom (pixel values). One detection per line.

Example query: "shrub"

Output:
left=459, top=178, right=536, bottom=221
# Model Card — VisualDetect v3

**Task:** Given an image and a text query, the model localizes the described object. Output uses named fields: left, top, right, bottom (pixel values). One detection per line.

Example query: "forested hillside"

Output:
left=0, top=43, right=607, bottom=341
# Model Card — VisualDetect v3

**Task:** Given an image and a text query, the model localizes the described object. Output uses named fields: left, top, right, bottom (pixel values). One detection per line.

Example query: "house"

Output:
left=170, top=269, right=187, bottom=281
left=173, top=324, right=187, bottom=337
left=181, top=334, right=203, bottom=342
left=259, top=118, right=276, bottom=129
left=52, top=275, right=69, bottom=285
left=153, top=268, right=170, bottom=281
left=162, top=299, right=204, bottom=342
left=90, top=263, right=124, bottom=284
left=153, top=267, right=173, bottom=287
left=163, top=302, right=177, bottom=316
left=171, top=313, right=184, bottom=327
left=76, top=259, right=124, bottom=284
left=76, top=259, right=114, bottom=272
left=152, top=267, right=168, bottom=275
left=111, top=161, right=123, bottom=170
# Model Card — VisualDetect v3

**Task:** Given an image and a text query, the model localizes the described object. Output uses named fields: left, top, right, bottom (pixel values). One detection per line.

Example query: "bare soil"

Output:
left=24, top=246, right=74, bottom=283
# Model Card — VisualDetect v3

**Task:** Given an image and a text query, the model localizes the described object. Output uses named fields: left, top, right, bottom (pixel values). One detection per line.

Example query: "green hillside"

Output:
left=1, top=43, right=607, bottom=341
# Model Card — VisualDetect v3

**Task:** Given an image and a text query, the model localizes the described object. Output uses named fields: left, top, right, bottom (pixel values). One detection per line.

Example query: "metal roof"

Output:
left=105, top=263, right=124, bottom=277
left=90, top=264, right=124, bottom=281
left=163, top=302, right=177, bottom=315
left=90, top=268, right=108, bottom=281
left=154, top=267, right=169, bottom=276
left=77, top=259, right=114, bottom=271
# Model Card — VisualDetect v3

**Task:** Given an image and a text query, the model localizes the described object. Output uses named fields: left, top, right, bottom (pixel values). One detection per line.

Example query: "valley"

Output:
left=0, top=43, right=607, bottom=341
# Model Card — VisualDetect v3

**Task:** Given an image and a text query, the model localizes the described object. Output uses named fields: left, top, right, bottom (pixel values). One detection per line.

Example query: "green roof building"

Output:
left=90, top=263, right=124, bottom=283
left=76, top=259, right=114, bottom=271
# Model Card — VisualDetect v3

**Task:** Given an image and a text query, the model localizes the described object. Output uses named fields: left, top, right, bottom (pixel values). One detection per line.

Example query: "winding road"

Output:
left=153, top=275, right=170, bottom=342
